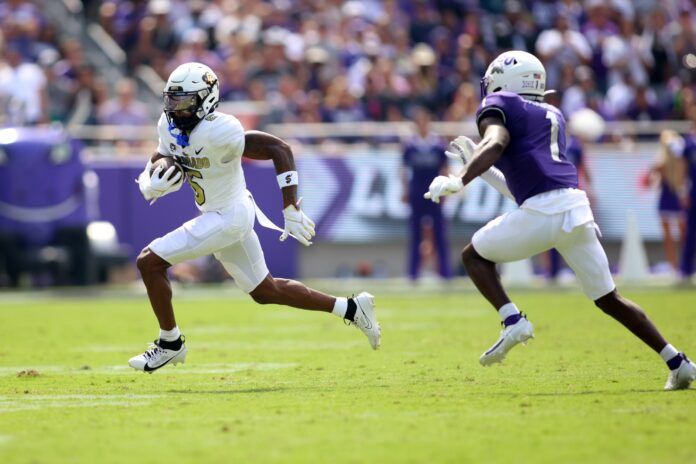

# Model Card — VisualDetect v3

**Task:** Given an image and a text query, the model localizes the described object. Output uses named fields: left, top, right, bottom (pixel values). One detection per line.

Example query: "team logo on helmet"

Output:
left=202, top=71, right=217, bottom=86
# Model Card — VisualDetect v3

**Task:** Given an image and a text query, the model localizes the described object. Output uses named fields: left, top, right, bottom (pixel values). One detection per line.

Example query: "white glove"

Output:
left=445, top=135, right=476, bottom=163
left=424, top=174, right=463, bottom=203
left=445, top=135, right=515, bottom=201
left=136, top=162, right=183, bottom=204
left=280, top=202, right=316, bottom=246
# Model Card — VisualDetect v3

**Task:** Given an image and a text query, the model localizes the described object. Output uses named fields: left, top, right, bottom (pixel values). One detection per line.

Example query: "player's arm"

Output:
left=242, top=130, right=316, bottom=246
left=425, top=115, right=511, bottom=203
left=243, top=130, right=298, bottom=208
left=459, top=115, right=510, bottom=187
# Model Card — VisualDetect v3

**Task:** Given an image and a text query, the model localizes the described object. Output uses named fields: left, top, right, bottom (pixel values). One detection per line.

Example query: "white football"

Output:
left=568, top=108, right=606, bottom=142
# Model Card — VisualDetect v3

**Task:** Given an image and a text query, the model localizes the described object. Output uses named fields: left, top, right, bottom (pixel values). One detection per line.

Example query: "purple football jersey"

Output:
left=475, top=91, right=578, bottom=205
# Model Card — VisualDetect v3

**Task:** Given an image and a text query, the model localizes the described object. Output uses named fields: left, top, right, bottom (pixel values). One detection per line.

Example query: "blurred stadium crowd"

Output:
left=2, top=0, right=696, bottom=129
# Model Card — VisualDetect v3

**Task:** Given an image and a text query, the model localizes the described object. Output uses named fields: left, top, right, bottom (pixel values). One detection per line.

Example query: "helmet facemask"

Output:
left=163, top=65, right=220, bottom=132
left=164, top=89, right=209, bottom=132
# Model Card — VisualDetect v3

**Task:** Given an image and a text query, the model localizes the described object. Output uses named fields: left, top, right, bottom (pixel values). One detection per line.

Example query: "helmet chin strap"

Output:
left=167, top=121, right=191, bottom=147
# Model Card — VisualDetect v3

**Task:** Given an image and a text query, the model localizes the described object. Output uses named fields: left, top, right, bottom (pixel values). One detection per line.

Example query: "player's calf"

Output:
left=250, top=276, right=381, bottom=349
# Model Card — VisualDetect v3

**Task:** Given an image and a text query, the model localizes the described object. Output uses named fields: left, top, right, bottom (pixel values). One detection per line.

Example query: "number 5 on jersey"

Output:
left=187, top=169, right=206, bottom=205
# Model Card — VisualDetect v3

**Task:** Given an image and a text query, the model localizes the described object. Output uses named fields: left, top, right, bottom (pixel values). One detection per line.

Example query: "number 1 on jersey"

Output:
left=545, top=110, right=561, bottom=162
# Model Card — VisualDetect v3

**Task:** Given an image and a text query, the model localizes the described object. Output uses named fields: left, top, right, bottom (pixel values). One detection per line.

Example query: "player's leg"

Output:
left=660, top=215, right=678, bottom=271
left=461, top=244, right=510, bottom=310
left=465, top=209, right=555, bottom=365
left=408, top=210, right=423, bottom=280
left=547, top=248, right=562, bottom=281
left=136, top=248, right=176, bottom=330
left=216, top=230, right=380, bottom=349
left=129, top=206, right=253, bottom=372
left=557, top=224, right=696, bottom=389
left=430, top=208, right=452, bottom=279
left=679, top=204, right=696, bottom=281
left=250, top=274, right=334, bottom=310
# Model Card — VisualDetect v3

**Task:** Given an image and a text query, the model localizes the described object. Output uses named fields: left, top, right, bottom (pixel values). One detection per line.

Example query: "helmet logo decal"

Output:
left=503, top=57, right=517, bottom=65
left=202, top=71, right=217, bottom=86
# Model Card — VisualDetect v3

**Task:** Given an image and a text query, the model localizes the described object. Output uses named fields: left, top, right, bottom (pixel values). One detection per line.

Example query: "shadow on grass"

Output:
left=488, top=388, right=666, bottom=397
left=167, top=387, right=287, bottom=395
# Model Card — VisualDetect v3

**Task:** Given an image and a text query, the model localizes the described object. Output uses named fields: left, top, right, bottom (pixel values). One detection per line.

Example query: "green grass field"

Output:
left=0, top=285, right=694, bottom=463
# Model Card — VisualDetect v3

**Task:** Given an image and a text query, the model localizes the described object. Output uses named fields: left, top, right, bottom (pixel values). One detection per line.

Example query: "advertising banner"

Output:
left=297, top=144, right=662, bottom=243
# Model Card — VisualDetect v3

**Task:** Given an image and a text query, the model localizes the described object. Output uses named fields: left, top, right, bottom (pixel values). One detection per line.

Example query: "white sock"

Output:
left=498, top=302, right=520, bottom=321
left=659, top=344, right=679, bottom=363
left=332, top=297, right=348, bottom=319
left=159, top=326, right=181, bottom=341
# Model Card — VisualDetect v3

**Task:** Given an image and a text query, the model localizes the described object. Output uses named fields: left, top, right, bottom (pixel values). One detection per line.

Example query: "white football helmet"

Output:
left=480, top=51, right=547, bottom=101
left=163, top=62, right=220, bottom=131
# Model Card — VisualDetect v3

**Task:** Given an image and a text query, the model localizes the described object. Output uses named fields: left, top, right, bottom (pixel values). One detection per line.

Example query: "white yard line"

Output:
left=0, top=394, right=162, bottom=413
left=0, top=362, right=298, bottom=376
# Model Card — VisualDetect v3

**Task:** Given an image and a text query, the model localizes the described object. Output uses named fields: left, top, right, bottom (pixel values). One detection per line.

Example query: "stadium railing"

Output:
left=67, top=117, right=692, bottom=157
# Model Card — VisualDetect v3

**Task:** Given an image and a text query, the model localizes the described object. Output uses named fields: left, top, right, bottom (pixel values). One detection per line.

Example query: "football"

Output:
left=150, top=157, right=183, bottom=182
left=568, top=108, right=606, bottom=142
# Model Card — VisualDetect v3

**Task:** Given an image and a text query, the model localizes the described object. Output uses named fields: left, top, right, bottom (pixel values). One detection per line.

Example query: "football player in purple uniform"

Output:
left=425, top=51, right=695, bottom=390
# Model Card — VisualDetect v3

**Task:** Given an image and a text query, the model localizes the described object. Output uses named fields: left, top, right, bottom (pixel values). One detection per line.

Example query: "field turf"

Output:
left=0, top=285, right=694, bottom=463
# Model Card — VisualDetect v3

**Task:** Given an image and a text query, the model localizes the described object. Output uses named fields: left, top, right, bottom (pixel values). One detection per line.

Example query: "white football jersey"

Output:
left=156, top=111, right=246, bottom=212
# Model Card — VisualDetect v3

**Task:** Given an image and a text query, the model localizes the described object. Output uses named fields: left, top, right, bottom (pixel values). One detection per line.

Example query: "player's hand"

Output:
left=424, top=175, right=463, bottom=203
left=137, top=165, right=183, bottom=204
left=445, top=136, right=477, bottom=164
left=280, top=202, right=316, bottom=246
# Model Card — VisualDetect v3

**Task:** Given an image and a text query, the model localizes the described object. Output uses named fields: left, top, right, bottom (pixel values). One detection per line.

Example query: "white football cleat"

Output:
left=664, top=354, right=696, bottom=391
left=352, top=292, right=381, bottom=350
left=479, top=315, right=534, bottom=366
left=128, top=338, right=187, bottom=373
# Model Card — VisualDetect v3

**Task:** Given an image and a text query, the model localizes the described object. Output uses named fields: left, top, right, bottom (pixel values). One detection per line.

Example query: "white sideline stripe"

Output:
left=0, top=362, right=297, bottom=376
left=73, top=340, right=360, bottom=353
left=185, top=325, right=317, bottom=335
left=0, top=394, right=162, bottom=413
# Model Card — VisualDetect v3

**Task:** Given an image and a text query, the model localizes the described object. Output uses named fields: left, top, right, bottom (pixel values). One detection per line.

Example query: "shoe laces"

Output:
left=142, top=341, right=164, bottom=361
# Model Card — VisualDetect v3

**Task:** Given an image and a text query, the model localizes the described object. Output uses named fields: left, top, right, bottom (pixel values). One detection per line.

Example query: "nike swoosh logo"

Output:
left=143, top=354, right=178, bottom=372
left=356, top=302, right=372, bottom=330
left=195, top=147, right=203, bottom=154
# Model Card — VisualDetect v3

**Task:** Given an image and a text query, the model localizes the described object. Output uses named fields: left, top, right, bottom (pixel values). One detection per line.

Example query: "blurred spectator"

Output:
left=0, top=43, right=47, bottom=125
left=3, top=0, right=695, bottom=133
left=165, top=28, right=223, bottom=75
left=602, top=17, right=653, bottom=89
left=131, top=0, right=178, bottom=70
left=66, top=64, right=108, bottom=126
left=672, top=5, right=696, bottom=71
left=83, top=0, right=696, bottom=129
left=401, top=106, right=451, bottom=281
left=679, top=109, right=696, bottom=281
left=443, top=82, right=478, bottom=122
left=582, top=1, right=619, bottom=92
left=561, top=65, right=605, bottom=118
left=535, top=13, right=592, bottom=91
left=0, top=0, right=45, bottom=61
left=626, top=86, right=664, bottom=122
left=97, top=77, right=149, bottom=126
left=650, top=130, right=687, bottom=274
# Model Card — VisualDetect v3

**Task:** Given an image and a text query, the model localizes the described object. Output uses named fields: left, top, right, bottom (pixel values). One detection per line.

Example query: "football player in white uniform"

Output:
left=128, top=63, right=380, bottom=373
